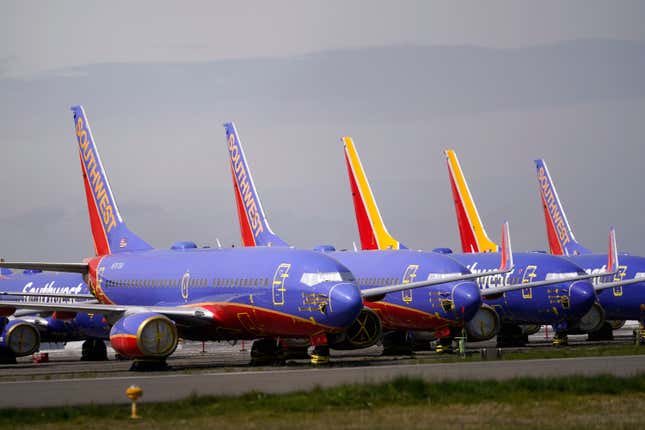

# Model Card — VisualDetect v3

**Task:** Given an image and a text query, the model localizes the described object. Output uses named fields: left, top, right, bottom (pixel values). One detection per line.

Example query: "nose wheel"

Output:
left=310, top=345, right=330, bottom=365
left=552, top=332, right=568, bottom=347
left=435, top=336, right=453, bottom=354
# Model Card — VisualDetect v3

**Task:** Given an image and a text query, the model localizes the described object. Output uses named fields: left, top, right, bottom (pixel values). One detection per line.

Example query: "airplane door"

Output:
left=401, top=265, right=419, bottom=304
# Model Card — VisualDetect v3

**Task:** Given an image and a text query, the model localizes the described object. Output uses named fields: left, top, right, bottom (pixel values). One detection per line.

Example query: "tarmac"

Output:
left=0, top=323, right=642, bottom=409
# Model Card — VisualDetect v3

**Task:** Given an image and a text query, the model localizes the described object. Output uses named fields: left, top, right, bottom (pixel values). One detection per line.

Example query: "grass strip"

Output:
left=1, top=373, right=645, bottom=425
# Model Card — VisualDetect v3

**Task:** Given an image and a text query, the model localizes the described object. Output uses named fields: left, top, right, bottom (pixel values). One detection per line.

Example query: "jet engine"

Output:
left=464, top=305, right=501, bottom=341
left=109, top=312, right=178, bottom=359
left=576, top=302, right=606, bottom=333
left=0, top=317, right=40, bottom=358
left=329, top=308, right=382, bottom=350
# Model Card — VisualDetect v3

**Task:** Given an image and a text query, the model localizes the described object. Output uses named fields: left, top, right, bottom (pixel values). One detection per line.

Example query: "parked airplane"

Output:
left=534, top=159, right=645, bottom=342
left=342, top=139, right=610, bottom=347
left=0, top=269, right=108, bottom=363
left=0, top=106, right=477, bottom=368
left=442, top=149, right=633, bottom=343
left=221, top=122, right=586, bottom=354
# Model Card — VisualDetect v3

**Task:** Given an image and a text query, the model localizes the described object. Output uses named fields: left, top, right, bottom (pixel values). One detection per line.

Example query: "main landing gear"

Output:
left=250, top=338, right=286, bottom=366
left=130, top=358, right=170, bottom=371
left=382, top=331, right=414, bottom=356
left=586, top=322, right=614, bottom=341
left=496, top=324, right=528, bottom=347
left=0, top=349, right=16, bottom=364
left=81, top=339, right=108, bottom=361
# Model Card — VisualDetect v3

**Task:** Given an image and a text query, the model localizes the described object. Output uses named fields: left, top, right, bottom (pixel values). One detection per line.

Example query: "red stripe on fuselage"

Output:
left=344, top=153, right=378, bottom=250
left=230, top=167, right=256, bottom=247
left=447, top=166, right=479, bottom=253
left=187, top=302, right=340, bottom=338
left=540, top=192, right=565, bottom=255
left=365, top=301, right=453, bottom=331
left=79, top=153, right=111, bottom=256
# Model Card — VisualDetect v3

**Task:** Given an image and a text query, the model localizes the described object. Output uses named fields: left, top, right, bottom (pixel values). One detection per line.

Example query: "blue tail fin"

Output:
left=534, top=159, right=591, bottom=256
left=224, top=122, right=289, bottom=247
left=71, top=105, right=153, bottom=255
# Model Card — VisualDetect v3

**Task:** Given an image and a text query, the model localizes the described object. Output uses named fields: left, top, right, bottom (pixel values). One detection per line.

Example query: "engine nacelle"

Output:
left=576, top=302, right=606, bottom=333
left=329, top=308, right=382, bottom=350
left=110, top=312, right=178, bottom=359
left=465, top=305, right=500, bottom=342
left=0, top=318, right=40, bottom=357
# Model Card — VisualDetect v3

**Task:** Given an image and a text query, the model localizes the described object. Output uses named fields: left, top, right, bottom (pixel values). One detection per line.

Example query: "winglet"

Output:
left=534, top=159, right=591, bottom=256
left=499, top=221, right=513, bottom=272
left=444, top=150, right=498, bottom=253
left=224, top=122, right=288, bottom=247
left=607, top=227, right=619, bottom=273
left=342, top=137, right=406, bottom=250
left=71, top=105, right=152, bottom=256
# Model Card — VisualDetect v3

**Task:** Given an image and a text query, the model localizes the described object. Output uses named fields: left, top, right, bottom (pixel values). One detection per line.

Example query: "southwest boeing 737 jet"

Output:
left=342, top=140, right=612, bottom=347
left=221, top=122, right=579, bottom=354
left=0, top=270, right=109, bottom=363
left=534, top=159, right=645, bottom=342
left=442, top=150, right=632, bottom=344
left=0, top=106, right=475, bottom=369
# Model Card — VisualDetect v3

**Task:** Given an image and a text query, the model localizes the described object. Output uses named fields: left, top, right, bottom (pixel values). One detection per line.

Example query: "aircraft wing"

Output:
left=480, top=234, right=618, bottom=297
left=0, top=291, right=96, bottom=300
left=363, top=222, right=514, bottom=300
left=595, top=275, right=645, bottom=291
left=0, top=262, right=88, bottom=274
left=0, top=301, right=215, bottom=324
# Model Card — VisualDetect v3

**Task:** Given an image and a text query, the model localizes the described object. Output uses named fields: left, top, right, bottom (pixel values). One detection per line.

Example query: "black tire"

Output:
left=81, top=339, right=108, bottom=361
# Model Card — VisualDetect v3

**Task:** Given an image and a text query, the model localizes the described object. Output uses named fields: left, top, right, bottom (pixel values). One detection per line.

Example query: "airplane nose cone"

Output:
left=452, top=281, right=482, bottom=321
left=569, top=281, right=596, bottom=317
left=328, top=282, right=363, bottom=328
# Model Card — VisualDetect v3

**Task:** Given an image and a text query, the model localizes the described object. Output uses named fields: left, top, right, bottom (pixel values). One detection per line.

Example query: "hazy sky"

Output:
left=3, top=1, right=645, bottom=76
left=1, top=2, right=645, bottom=261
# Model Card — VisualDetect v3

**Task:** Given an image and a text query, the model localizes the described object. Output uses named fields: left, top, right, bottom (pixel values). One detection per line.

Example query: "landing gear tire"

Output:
left=129, top=358, right=170, bottom=371
left=310, top=345, right=330, bottom=365
left=553, top=332, right=568, bottom=347
left=435, top=337, right=453, bottom=354
left=496, top=324, right=528, bottom=347
left=608, top=320, right=626, bottom=330
left=81, top=339, right=108, bottom=361
left=382, top=331, right=414, bottom=356
left=587, top=322, right=614, bottom=341
left=0, top=349, right=17, bottom=364
left=250, top=339, right=285, bottom=366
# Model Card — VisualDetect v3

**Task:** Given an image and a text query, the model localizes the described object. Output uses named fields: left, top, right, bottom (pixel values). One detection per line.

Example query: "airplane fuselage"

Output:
left=448, top=252, right=595, bottom=326
left=323, top=250, right=481, bottom=332
left=89, top=246, right=363, bottom=341
left=0, top=271, right=109, bottom=341
left=565, top=253, right=645, bottom=322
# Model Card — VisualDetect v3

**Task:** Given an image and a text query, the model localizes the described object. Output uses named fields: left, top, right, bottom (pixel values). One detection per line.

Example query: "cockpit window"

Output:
left=300, top=271, right=355, bottom=286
